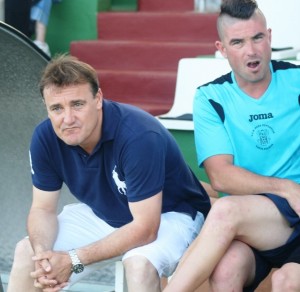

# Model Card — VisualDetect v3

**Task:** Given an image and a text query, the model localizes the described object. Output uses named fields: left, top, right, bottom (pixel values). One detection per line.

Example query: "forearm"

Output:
left=208, top=164, right=293, bottom=199
left=77, top=220, right=156, bottom=266
left=27, top=208, right=58, bottom=254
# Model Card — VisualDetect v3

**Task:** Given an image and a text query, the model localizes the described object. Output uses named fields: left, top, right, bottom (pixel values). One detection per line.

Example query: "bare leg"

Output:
left=33, top=21, right=51, bottom=56
left=124, top=255, right=161, bottom=292
left=160, top=277, right=168, bottom=290
left=164, top=195, right=294, bottom=292
left=209, top=240, right=256, bottom=292
left=35, top=21, right=47, bottom=43
left=7, top=237, right=41, bottom=292
left=272, top=263, right=300, bottom=292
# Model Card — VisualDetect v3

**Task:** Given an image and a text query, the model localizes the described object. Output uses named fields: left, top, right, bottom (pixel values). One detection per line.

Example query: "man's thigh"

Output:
left=123, top=211, right=205, bottom=278
left=53, top=203, right=115, bottom=250
left=224, top=195, right=294, bottom=250
left=53, top=203, right=122, bottom=288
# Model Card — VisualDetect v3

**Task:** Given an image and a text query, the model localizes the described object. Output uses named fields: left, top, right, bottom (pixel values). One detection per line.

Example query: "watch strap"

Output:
left=68, top=249, right=82, bottom=266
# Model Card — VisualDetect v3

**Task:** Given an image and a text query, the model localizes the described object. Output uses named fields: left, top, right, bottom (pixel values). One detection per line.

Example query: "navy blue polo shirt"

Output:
left=30, top=100, right=210, bottom=227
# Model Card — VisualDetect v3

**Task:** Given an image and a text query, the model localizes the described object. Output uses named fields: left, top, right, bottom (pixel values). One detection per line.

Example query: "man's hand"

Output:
left=31, top=250, right=72, bottom=291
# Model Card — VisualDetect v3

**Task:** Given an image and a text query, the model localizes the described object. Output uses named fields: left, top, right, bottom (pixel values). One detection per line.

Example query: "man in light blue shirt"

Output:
left=165, top=0, right=300, bottom=291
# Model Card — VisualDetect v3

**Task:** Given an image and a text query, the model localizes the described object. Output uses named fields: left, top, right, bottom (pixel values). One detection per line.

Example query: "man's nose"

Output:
left=246, top=41, right=256, bottom=56
left=63, top=108, right=75, bottom=124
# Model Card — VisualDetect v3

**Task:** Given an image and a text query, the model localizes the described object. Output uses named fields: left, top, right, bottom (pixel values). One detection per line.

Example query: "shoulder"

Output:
left=271, top=60, right=300, bottom=72
left=198, top=71, right=233, bottom=90
left=31, top=119, right=62, bottom=155
left=32, top=119, right=54, bottom=141
left=105, top=100, right=168, bottom=138
left=34, top=118, right=53, bottom=133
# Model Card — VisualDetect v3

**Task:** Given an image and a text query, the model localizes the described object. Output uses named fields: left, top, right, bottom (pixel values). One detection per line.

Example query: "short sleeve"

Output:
left=30, top=126, right=63, bottom=191
left=193, top=88, right=233, bottom=167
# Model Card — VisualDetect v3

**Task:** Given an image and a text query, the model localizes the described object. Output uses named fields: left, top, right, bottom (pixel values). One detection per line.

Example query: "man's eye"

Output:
left=73, top=102, right=84, bottom=109
left=232, top=40, right=241, bottom=45
left=51, top=106, right=62, bottom=112
left=254, top=35, right=263, bottom=42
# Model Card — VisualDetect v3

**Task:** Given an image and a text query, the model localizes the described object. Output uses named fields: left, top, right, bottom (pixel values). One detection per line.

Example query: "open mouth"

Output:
left=247, top=61, right=260, bottom=68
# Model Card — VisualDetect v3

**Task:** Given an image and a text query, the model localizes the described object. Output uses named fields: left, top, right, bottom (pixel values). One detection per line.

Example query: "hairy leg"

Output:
left=209, top=240, right=256, bottom=292
left=124, top=255, right=161, bottom=292
left=164, top=195, right=293, bottom=292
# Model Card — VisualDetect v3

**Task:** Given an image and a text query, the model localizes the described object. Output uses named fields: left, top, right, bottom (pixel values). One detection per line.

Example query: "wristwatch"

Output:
left=68, top=249, right=84, bottom=274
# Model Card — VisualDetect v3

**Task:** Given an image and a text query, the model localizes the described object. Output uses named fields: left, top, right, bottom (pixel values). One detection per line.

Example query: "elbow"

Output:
left=144, top=228, right=158, bottom=244
left=210, top=180, right=223, bottom=193
left=209, top=175, right=227, bottom=193
left=138, top=225, right=159, bottom=245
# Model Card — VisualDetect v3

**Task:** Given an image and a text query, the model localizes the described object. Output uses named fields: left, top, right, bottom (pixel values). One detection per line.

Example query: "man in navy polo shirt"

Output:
left=7, top=55, right=210, bottom=292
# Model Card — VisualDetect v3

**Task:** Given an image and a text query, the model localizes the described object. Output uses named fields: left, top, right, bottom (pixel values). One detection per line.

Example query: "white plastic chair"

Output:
left=158, top=57, right=231, bottom=130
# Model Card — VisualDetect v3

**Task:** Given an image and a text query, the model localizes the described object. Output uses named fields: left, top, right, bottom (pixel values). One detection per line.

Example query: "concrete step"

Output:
left=97, top=12, right=218, bottom=43
left=0, top=273, right=115, bottom=292
left=71, top=40, right=215, bottom=71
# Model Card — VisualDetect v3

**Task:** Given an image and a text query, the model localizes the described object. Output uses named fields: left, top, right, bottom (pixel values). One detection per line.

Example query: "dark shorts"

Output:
left=244, top=194, right=300, bottom=292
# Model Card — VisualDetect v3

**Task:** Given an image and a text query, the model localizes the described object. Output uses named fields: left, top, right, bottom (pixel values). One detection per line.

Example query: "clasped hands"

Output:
left=30, top=250, right=72, bottom=292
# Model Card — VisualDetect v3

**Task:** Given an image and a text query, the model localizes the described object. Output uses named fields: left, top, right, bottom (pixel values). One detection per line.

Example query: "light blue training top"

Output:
left=193, top=60, right=300, bottom=184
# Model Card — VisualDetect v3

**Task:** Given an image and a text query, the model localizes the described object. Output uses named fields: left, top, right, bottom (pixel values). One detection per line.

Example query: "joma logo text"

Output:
left=249, top=113, right=274, bottom=122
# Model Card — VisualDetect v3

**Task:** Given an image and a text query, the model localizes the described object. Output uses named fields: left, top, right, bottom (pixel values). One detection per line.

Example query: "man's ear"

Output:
left=268, top=28, right=272, bottom=43
left=96, top=88, right=103, bottom=109
left=215, top=40, right=227, bottom=59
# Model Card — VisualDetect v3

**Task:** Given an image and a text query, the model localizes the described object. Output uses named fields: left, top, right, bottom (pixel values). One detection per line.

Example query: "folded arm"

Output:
left=205, top=154, right=300, bottom=215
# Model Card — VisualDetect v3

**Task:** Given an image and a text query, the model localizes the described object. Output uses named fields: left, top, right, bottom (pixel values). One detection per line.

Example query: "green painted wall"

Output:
left=111, top=0, right=137, bottom=11
left=47, top=0, right=137, bottom=56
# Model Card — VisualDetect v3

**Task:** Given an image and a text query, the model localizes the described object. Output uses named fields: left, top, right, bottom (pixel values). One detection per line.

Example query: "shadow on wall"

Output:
left=0, top=21, right=76, bottom=273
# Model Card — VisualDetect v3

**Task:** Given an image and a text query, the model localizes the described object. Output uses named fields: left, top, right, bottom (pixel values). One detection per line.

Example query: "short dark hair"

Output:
left=217, top=0, right=263, bottom=39
left=220, top=0, right=258, bottom=19
left=39, top=54, right=99, bottom=97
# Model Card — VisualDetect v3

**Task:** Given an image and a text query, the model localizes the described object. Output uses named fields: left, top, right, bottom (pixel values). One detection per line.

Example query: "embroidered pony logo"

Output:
left=112, top=166, right=127, bottom=195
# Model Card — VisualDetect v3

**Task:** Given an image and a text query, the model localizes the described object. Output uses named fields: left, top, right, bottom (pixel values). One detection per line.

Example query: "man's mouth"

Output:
left=247, top=61, right=260, bottom=68
left=63, top=127, right=79, bottom=133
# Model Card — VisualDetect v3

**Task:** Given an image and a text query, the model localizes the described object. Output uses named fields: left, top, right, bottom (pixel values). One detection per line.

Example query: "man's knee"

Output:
left=123, top=255, right=158, bottom=283
left=12, top=237, right=34, bottom=268
left=208, top=197, right=243, bottom=228
left=272, top=264, right=300, bottom=292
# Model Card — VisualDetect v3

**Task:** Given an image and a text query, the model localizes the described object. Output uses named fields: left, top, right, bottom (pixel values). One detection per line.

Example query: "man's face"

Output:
left=44, top=83, right=103, bottom=153
left=216, top=11, right=272, bottom=89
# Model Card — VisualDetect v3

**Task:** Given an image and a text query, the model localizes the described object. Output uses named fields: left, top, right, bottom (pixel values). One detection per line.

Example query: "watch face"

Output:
left=73, top=263, right=84, bottom=274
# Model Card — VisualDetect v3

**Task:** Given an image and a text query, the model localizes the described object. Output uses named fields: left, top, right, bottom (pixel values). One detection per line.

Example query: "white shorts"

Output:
left=53, top=203, right=204, bottom=286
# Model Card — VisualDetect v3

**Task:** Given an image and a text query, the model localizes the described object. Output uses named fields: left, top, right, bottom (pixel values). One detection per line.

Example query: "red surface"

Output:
left=97, top=12, right=218, bottom=43
left=139, top=0, right=194, bottom=12
left=97, top=69, right=176, bottom=116
left=71, top=40, right=215, bottom=71
left=70, top=2, right=218, bottom=115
